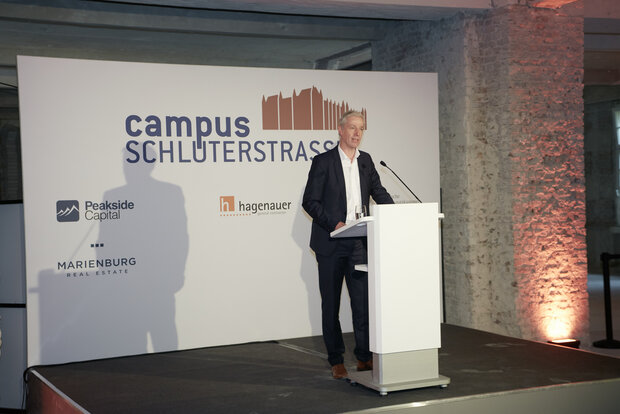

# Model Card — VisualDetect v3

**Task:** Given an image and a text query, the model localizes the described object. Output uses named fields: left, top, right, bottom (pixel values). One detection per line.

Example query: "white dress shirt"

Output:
left=338, top=145, right=362, bottom=224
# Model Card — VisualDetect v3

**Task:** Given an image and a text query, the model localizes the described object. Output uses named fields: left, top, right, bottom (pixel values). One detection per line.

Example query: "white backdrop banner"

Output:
left=18, top=56, right=440, bottom=366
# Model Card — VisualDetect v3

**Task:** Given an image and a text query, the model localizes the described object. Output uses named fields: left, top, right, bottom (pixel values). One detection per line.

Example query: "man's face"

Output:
left=338, top=115, right=365, bottom=153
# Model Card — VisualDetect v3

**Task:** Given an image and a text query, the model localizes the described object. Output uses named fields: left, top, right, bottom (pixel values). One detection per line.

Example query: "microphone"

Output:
left=380, top=160, right=422, bottom=203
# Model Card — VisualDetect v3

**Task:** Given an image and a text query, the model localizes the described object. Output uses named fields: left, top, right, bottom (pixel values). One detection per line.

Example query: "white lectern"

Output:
left=331, top=203, right=449, bottom=395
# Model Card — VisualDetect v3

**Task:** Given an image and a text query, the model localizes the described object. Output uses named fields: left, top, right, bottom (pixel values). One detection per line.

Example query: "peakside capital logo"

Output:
left=57, top=200, right=80, bottom=222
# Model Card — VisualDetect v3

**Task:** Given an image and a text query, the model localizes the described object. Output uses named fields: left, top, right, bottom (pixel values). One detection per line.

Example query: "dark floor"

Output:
left=28, top=324, right=620, bottom=414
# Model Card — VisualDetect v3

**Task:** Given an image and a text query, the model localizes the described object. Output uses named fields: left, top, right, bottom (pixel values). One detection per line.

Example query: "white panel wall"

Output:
left=18, top=56, right=440, bottom=366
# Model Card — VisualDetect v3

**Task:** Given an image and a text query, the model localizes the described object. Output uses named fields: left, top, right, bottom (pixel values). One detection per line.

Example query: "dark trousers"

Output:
left=316, top=238, right=371, bottom=366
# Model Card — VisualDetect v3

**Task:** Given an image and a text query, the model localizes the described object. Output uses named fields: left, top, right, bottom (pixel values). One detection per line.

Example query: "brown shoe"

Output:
left=331, top=363, right=348, bottom=379
left=356, top=359, right=373, bottom=371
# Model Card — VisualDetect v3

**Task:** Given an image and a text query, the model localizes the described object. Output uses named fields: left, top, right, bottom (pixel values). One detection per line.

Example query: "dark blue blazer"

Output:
left=302, top=146, right=393, bottom=255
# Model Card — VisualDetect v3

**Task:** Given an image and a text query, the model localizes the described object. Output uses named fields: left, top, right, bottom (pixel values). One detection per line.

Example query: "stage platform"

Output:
left=26, top=324, right=620, bottom=413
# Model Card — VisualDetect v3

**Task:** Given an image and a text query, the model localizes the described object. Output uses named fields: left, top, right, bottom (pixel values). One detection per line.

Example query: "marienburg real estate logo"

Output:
left=220, top=195, right=292, bottom=216
left=56, top=199, right=135, bottom=222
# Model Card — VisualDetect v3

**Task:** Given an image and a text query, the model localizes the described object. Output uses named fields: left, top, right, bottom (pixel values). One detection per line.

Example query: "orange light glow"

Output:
left=530, top=0, right=579, bottom=8
left=551, top=338, right=578, bottom=344
left=543, top=311, right=575, bottom=341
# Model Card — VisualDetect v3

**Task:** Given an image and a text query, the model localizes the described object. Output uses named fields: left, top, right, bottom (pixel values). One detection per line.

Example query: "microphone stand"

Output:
left=380, top=161, right=422, bottom=203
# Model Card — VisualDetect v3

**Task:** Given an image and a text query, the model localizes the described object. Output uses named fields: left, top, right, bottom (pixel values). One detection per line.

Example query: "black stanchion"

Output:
left=593, top=252, right=620, bottom=349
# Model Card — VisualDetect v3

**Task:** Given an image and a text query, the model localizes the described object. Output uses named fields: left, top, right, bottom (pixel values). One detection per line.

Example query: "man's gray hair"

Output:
left=338, top=110, right=365, bottom=127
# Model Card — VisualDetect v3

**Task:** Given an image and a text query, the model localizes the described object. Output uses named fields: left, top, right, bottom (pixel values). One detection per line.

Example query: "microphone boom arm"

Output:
left=380, top=160, right=422, bottom=203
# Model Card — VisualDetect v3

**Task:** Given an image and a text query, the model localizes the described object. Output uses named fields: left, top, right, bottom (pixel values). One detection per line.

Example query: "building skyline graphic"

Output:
left=262, top=86, right=367, bottom=131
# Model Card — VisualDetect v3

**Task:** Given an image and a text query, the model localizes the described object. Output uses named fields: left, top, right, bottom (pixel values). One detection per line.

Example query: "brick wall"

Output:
left=373, top=4, right=588, bottom=342
left=506, top=6, right=586, bottom=341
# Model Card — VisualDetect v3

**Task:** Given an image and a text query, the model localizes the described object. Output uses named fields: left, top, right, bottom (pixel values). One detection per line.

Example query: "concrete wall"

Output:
left=0, top=118, right=20, bottom=201
left=584, top=86, right=620, bottom=274
left=373, top=4, right=588, bottom=342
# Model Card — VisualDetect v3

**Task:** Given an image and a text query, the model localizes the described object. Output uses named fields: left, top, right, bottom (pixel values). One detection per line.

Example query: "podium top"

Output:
left=330, top=216, right=374, bottom=238
left=330, top=203, right=444, bottom=239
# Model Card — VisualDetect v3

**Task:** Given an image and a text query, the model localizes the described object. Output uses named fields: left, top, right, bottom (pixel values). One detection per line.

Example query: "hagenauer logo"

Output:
left=220, top=196, right=235, bottom=212
left=220, top=195, right=292, bottom=217
left=57, top=200, right=80, bottom=222
left=262, top=86, right=367, bottom=131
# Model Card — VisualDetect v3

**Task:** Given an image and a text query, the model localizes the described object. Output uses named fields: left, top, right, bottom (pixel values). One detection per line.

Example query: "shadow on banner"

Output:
left=37, top=147, right=188, bottom=364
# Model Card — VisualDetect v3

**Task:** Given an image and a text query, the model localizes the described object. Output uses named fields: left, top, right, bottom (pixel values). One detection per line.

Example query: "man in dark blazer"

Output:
left=302, top=110, right=393, bottom=379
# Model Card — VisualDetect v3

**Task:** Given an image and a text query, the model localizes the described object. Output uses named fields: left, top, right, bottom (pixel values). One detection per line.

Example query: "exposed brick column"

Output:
left=373, top=4, right=587, bottom=342
left=506, top=6, right=586, bottom=341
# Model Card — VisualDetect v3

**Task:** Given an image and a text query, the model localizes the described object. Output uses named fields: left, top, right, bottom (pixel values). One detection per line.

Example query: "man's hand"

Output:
left=334, top=221, right=346, bottom=230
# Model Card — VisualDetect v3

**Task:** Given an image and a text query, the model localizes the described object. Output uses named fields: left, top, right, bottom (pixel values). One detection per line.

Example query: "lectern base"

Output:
left=349, top=370, right=450, bottom=396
